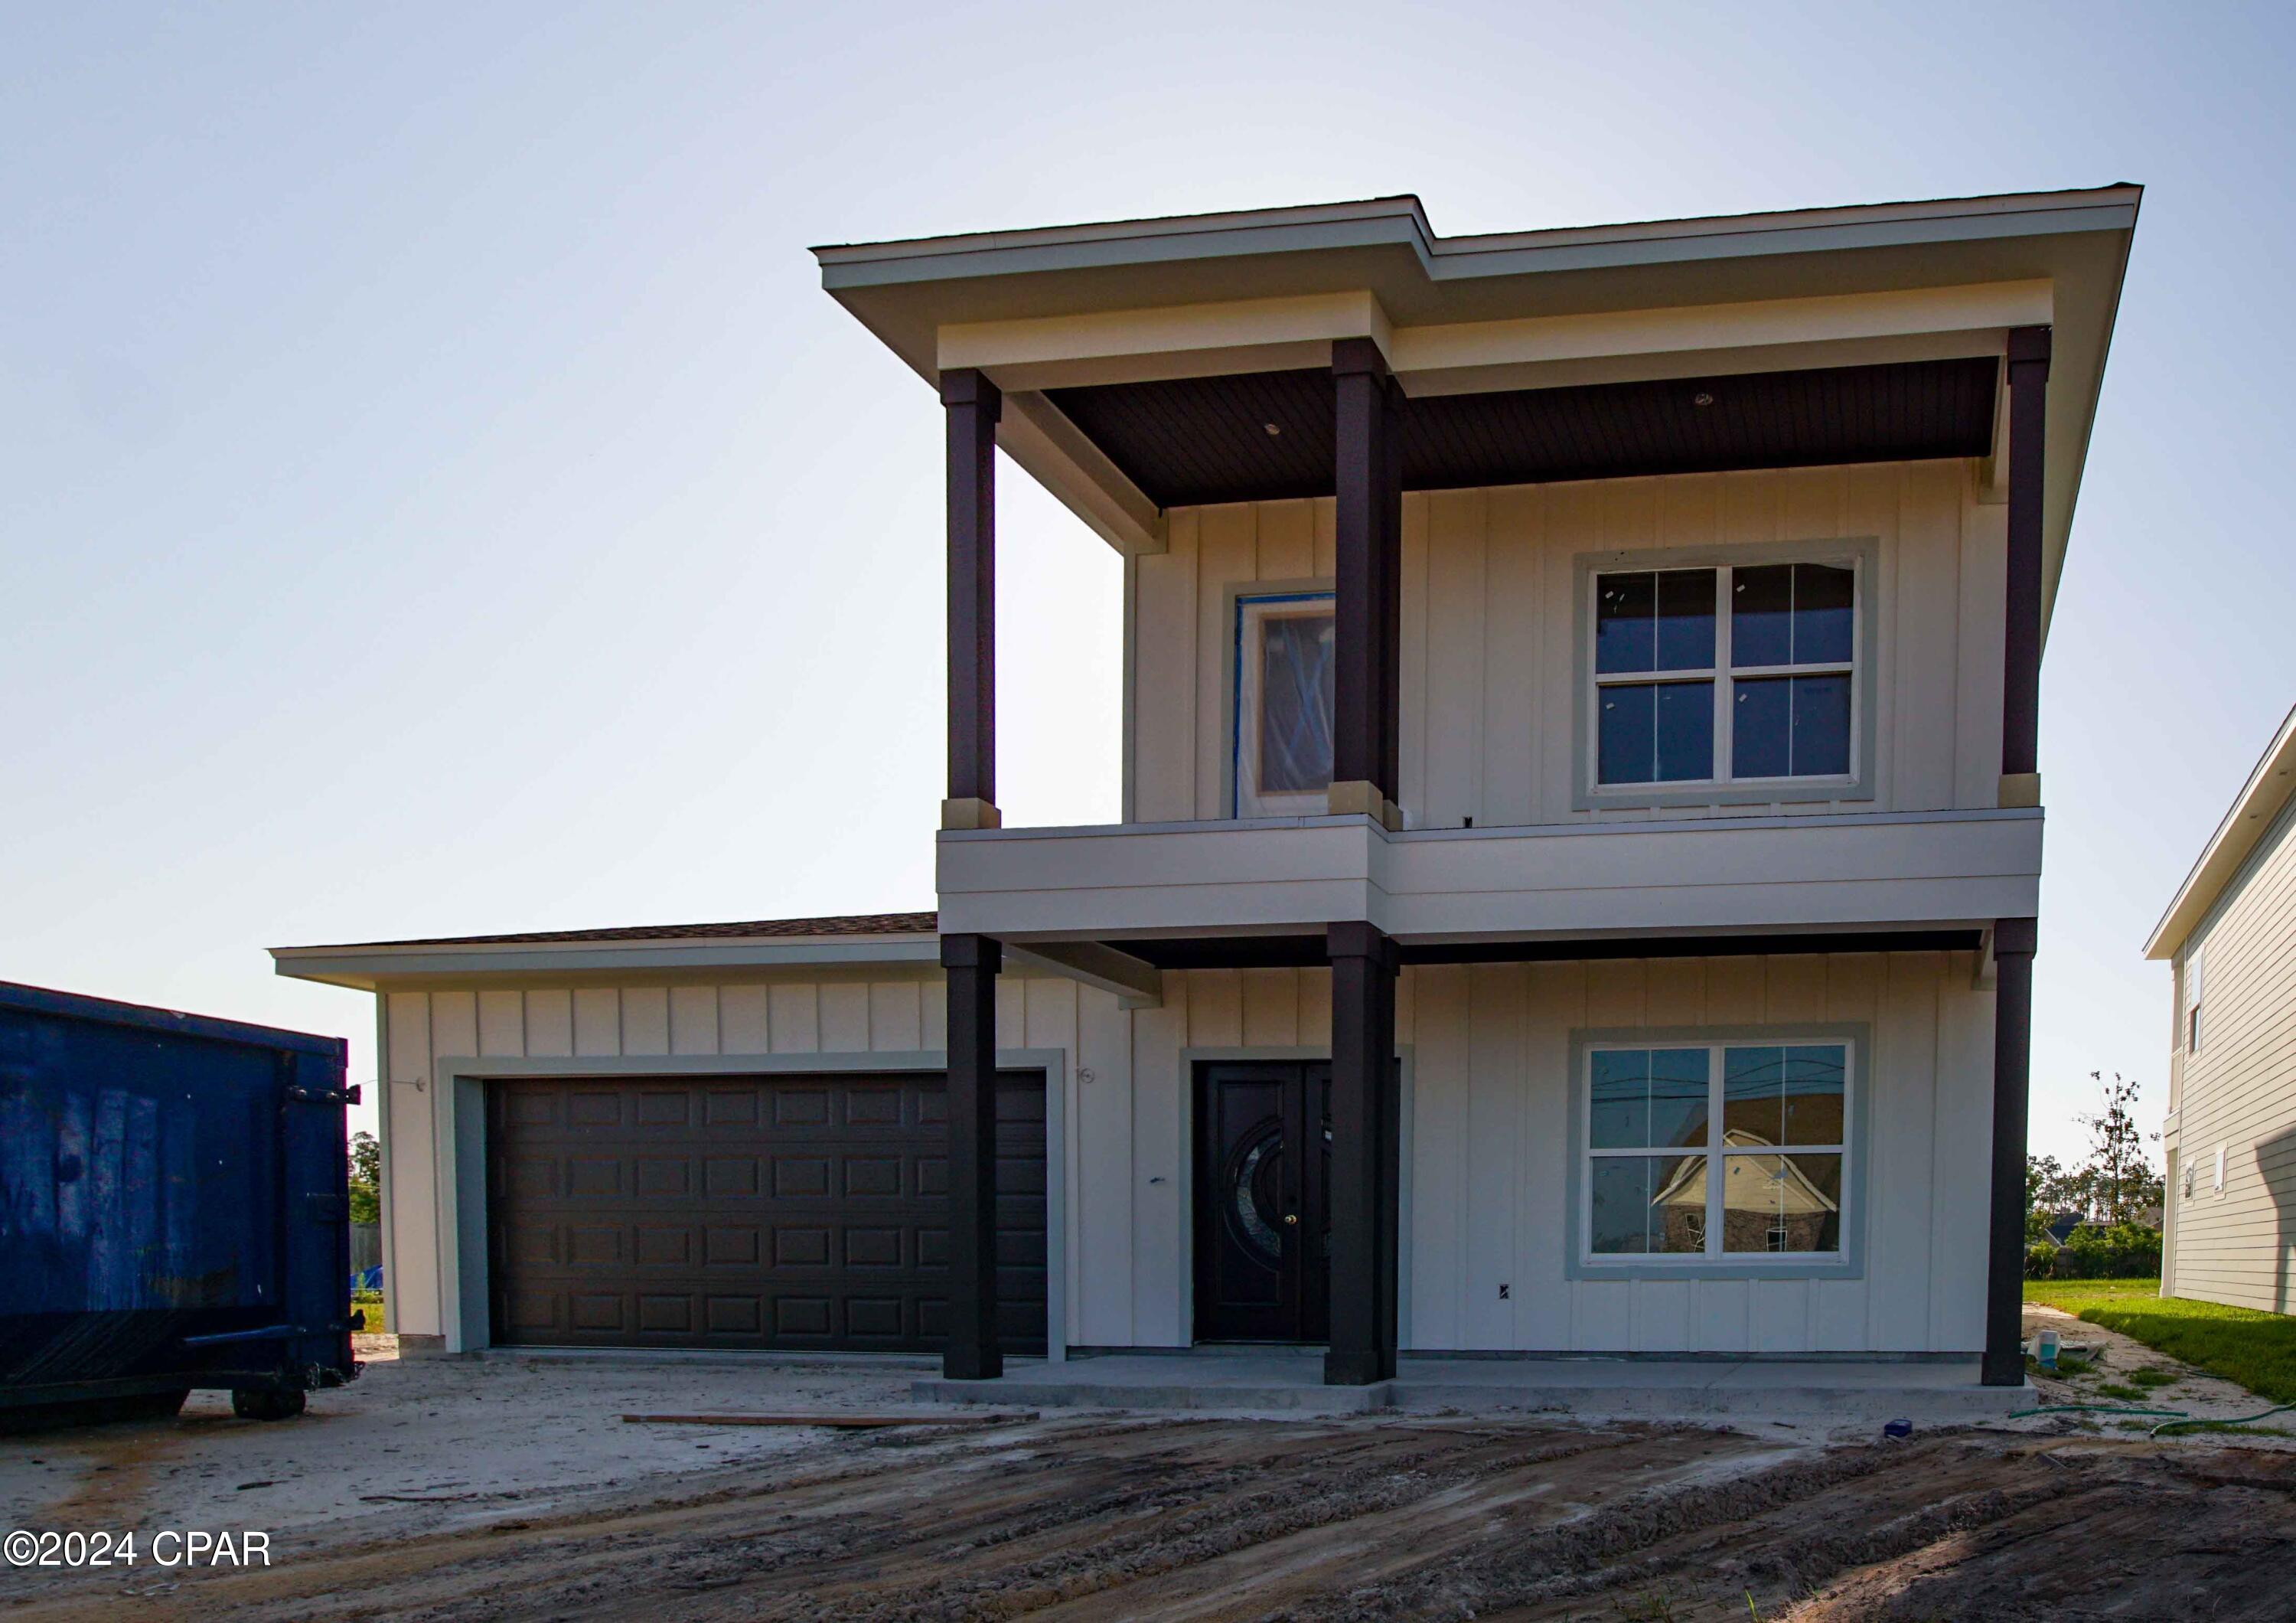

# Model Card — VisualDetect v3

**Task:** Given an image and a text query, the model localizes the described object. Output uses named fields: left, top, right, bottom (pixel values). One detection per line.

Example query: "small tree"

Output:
left=2025, top=1152, right=2069, bottom=1241
left=348, top=1129, right=382, bottom=1226
left=2076, top=1072, right=2163, bottom=1226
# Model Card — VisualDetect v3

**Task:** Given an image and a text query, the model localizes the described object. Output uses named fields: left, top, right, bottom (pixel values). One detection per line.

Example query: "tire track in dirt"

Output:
left=1364, top=1436, right=2296, bottom=1622
left=7, top=1417, right=1731, bottom=1623
left=1788, top=1444, right=2296, bottom=1622
left=17, top=1416, right=2294, bottom=1622
left=745, top=1425, right=1736, bottom=1621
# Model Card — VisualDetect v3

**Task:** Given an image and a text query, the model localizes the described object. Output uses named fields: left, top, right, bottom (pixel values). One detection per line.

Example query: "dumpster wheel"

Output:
left=232, top=1388, right=308, bottom=1422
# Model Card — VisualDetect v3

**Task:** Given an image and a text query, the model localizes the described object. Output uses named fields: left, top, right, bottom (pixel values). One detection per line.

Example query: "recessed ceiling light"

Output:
left=1693, top=392, right=1715, bottom=408
left=1264, top=423, right=1283, bottom=436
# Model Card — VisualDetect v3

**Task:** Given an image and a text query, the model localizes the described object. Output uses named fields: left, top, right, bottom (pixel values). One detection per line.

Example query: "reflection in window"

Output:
left=1590, top=1153, right=1707, bottom=1254
left=1234, top=594, right=1335, bottom=815
left=1585, top=1041, right=1848, bottom=1262
left=1720, top=1148, right=1842, bottom=1254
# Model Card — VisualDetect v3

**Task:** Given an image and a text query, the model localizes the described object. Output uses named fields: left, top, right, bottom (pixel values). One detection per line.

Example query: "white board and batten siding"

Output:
left=383, top=954, right=1991, bottom=1356
left=2167, top=799, right=2296, bottom=1314
left=1129, top=462, right=2006, bottom=826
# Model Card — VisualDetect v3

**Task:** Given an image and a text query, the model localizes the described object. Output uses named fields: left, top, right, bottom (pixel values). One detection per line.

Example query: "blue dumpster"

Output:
left=0, top=980, right=361, bottom=1427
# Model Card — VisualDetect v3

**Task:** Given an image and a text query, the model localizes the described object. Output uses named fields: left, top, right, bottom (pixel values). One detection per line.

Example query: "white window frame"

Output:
left=1578, top=1035, right=1854, bottom=1270
left=2184, top=942, right=2205, bottom=1056
left=1576, top=541, right=1877, bottom=811
left=1231, top=589, right=1337, bottom=819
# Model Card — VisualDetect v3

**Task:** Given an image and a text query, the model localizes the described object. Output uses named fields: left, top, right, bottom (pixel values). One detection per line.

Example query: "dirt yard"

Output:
left=6, top=1343, right=2296, bottom=1621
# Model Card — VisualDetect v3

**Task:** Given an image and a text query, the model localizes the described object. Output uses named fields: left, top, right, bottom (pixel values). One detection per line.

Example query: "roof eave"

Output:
left=270, top=934, right=941, bottom=991
left=2144, top=700, right=2296, bottom=959
left=811, top=185, right=2138, bottom=286
left=813, top=187, right=2140, bottom=606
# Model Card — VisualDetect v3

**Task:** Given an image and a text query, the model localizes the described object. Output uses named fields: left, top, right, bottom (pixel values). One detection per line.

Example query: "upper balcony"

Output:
left=817, top=188, right=2134, bottom=968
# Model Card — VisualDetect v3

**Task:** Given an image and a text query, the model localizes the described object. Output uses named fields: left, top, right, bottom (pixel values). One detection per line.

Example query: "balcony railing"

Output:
left=938, top=805, right=2043, bottom=947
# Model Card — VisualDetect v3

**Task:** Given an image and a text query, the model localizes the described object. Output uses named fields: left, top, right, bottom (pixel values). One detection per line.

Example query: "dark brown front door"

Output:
left=1194, top=1061, right=1329, bottom=1343
left=486, top=1070, right=1046, bottom=1353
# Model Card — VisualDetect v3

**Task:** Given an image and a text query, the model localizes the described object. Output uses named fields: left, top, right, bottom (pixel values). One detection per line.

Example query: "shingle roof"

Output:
left=316, top=912, right=939, bottom=950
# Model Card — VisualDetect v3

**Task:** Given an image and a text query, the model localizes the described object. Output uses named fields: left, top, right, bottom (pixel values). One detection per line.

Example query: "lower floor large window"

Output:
left=1583, top=1038, right=1849, bottom=1262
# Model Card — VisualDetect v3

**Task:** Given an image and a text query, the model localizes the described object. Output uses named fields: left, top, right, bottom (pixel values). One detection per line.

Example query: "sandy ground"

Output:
left=0, top=1339, right=928, bottom=1603
left=2021, top=1301, right=2296, bottom=1443
left=5, top=1337, right=2294, bottom=1620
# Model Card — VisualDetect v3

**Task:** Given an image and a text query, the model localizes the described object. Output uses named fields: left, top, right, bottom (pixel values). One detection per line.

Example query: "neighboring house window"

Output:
left=1591, top=560, right=1857, bottom=792
left=2185, top=944, right=2205, bottom=1055
left=2215, top=1144, right=2228, bottom=1194
left=1584, top=1039, right=1849, bottom=1262
left=1234, top=592, right=1335, bottom=817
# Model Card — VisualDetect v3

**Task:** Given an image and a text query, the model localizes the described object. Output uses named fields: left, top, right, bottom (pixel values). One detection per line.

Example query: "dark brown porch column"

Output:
left=941, top=932, right=1002, bottom=1380
left=1326, top=920, right=1398, bottom=1385
left=1330, top=338, right=1401, bottom=825
left=1983, top=916, right=2037, bottom=1386
left=943, top=367, right=1001, bottom=829
left=1983, top=326, right=2049, bottom=1388
left=2001, top=325, right=2050, bottom=788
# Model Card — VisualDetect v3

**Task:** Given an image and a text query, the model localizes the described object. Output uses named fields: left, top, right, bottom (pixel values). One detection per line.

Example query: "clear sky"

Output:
left=5, top=3, right=2291, bottom=1164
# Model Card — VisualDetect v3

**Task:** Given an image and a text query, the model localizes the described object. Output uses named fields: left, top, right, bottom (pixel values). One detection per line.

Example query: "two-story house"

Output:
left=276, top=187, right=2138, bottom=1393
left=2148, top=701, right=2296, bottom=1311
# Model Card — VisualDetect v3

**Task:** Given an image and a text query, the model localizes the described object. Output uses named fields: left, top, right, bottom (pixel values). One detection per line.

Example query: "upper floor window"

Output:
left=1586, top=551, right=1867, bottom=804
left=1233, top=591, right=1334, bottom=818
left=2185, top=943, right=2205, bottom=1055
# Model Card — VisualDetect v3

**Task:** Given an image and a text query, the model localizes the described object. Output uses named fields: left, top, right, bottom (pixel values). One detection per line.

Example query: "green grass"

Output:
left=2026, top=1277, right=2296, bottom=1404
left=2022, top=1278, right=2166, bottom=1311
left=351, top=1290, right=389, bottom=1334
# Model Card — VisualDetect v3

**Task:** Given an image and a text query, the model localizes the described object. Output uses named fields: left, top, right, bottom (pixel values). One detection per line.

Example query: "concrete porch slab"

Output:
left=915, top=1350, right=2031, bottom=1425
left=919, top=1349, right=1391, bottom=1415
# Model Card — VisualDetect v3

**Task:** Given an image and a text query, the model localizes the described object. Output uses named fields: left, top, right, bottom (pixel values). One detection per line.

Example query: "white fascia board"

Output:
left=2145, top=700, right=2296, bottom=958
left=815, top=188, right=2134, bottom=291
left=816, top=198, right=1434, bottom=289
left=270, top=936, right=940, bottom=991
left=940, top=291, right=1394, bottom=390
left=1424, top=191, right=2138, bottom=279
left=1391, top=282, right=2051, bottom=394
left=943, top=282, right=2043, bottom=400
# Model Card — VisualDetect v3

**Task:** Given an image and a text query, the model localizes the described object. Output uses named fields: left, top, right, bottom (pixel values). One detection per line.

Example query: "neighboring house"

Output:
left=276, top=187, right=2140, bottom=1389
left=2146, top=702, right=2296, bottom=1312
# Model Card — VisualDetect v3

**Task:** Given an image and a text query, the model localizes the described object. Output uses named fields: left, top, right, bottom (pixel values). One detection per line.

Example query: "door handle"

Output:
left=1282, top=1213, right=1299, bottom=1226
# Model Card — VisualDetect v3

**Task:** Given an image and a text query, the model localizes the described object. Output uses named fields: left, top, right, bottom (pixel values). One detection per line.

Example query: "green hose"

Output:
left=2151, top=1402, right=2296, bottom=1437
left=2006, top=1403, right=2188, bottom=1419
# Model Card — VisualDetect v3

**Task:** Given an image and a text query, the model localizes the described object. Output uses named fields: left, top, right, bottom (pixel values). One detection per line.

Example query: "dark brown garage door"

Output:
left=486, top=1070, right=1046, bottom=1353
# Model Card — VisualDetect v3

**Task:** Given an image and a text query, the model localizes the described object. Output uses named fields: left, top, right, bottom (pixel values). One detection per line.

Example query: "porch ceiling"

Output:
left=1046, top=354, right=1998, bottom=509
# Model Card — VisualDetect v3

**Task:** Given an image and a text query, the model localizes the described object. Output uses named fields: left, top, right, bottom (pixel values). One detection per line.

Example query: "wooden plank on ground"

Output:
left=619, top=1412, right=1035, bottom=1429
